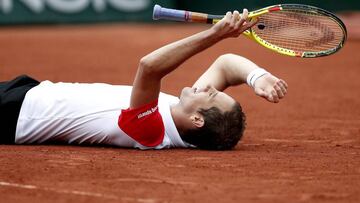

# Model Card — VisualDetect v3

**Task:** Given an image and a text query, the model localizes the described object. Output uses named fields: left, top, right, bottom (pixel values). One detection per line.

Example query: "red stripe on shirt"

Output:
left=118, top=100, right=165, bottom=147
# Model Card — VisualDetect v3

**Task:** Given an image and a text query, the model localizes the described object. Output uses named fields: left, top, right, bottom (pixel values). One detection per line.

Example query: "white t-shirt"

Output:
left=15, top=81, right=190, bottom=149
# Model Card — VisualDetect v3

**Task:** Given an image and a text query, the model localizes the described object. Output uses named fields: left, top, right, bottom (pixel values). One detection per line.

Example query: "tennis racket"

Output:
left=153, top=4, right=347, bottom=58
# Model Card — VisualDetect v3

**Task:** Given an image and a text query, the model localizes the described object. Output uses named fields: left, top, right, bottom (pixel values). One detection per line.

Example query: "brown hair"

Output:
left=181, top=102, right=246, bottom=150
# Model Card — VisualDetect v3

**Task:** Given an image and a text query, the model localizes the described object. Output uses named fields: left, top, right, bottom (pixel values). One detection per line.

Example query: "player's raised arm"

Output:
left=130, top=10, right=257, bottom=108
left=192, top=53, right=288, bottom=103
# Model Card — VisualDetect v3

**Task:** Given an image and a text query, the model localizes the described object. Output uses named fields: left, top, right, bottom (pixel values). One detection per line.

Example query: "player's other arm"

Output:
left=130, top=10, right=257, bottom=108
left=193, top=54, right=288, bottom=103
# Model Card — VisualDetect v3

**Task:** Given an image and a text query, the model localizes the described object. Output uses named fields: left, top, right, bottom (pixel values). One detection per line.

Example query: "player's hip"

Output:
left=0, top=75, right=39, bottom=144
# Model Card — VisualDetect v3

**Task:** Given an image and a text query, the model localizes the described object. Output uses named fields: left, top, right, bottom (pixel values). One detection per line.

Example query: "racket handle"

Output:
left=153, top=4, right=223, bottom=24
left=153, top=5, right=187, bottom=22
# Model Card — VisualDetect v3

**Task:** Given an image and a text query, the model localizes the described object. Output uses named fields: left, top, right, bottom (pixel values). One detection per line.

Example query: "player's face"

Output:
left=179, top=85, right=236, bottom=114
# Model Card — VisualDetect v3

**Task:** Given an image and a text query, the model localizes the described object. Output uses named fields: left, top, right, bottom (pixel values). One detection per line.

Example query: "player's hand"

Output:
left=211, top=9, right=258, bottom=39
left=253, top=74, right=288, bottom=103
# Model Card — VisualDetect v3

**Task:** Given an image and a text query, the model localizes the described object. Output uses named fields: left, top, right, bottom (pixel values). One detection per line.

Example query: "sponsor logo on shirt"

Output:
left=137, top=106, right=158, bottom=119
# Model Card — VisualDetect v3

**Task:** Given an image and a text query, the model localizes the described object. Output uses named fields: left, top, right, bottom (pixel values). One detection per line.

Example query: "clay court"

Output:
left=0, top=15, right=359, bottom=202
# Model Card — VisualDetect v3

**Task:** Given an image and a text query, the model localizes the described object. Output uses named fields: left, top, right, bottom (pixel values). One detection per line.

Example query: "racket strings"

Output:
left=257, top=19, right=341, bottom=50
left=258, top=14, right=341, bottom=49
left=258, top=17, right=342, bottom=51
left=252, top=10, right=344, bottom=52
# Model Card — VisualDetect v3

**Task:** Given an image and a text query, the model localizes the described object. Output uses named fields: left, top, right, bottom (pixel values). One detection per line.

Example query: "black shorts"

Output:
left=0, top=75, right=39, bottom=144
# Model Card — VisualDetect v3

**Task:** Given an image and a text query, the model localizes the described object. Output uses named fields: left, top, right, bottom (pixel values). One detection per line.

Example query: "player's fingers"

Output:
left=267, top=94, right=275, bottom=103
left=280, top=79, right=288, bottom=89
left=224, top=11, right=232, bottom=24
left=274, top=85, right=284, bottom=98
left=238, top=12, right=258, bottom=33
left=245, top=17, right=259, bottom=29
left=231, top=10, right=239, bottom=28
left=276, top=80, right=287, bottom=95
left=235, top=10, right=246, bottom=31
left=241, top=8, right=248, bottom=21
left=270, top=89, right=279, bottom=103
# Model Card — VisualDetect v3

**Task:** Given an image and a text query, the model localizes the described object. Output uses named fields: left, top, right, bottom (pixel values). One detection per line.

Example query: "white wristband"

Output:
left=246, top=68, right=269, bottom=88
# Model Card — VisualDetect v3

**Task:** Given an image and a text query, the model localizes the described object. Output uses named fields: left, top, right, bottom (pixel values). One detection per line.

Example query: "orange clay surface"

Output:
left=0, top=22, right=359, bottom=203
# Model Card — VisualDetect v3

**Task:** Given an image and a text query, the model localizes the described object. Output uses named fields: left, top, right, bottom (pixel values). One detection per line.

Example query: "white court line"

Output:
left=263, top=138, right=328, bottom=143
left=0, top=182, right=37, bottom=189
left=0, top=181, right=118, bottom=199
left=116, top=178, right=197, bottom=186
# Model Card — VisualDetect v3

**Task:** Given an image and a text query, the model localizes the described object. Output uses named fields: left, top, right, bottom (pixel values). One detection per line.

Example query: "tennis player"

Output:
left=0, top=10, right=287, bottom=150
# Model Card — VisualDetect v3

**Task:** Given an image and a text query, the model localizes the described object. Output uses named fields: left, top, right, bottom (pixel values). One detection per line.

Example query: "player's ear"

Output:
left=190, top=113, right=204, bottom=128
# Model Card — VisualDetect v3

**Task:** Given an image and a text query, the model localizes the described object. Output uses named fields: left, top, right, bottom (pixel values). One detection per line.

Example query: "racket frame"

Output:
left=153, top=4, right=347, bottom=58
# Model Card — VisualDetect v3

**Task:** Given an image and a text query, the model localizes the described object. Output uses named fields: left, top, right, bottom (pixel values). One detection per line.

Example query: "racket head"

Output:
left=248, top=4, right=347, bottom=58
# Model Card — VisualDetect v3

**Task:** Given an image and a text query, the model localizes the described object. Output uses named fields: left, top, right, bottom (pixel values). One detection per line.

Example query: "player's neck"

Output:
left=170, top=103, right=191, bottom=137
